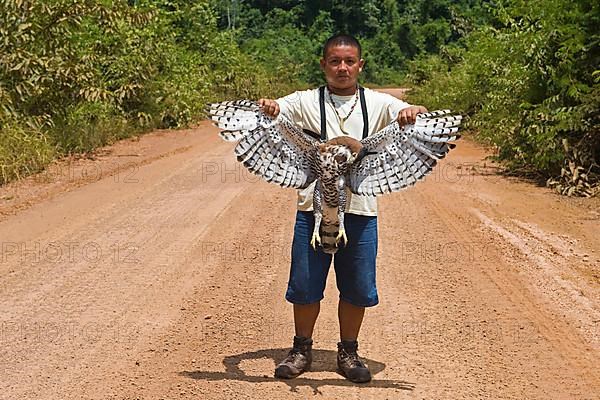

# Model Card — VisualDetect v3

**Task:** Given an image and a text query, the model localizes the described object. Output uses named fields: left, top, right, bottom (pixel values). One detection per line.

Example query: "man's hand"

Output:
left=397, top=105, right=428, bottom=126
left=258, top=98, right=280, bottom=118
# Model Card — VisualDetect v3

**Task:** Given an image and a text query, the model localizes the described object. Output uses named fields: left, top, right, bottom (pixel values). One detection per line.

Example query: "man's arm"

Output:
left=262, top=91, right=426, bottom=126
left=380, top=91, right=428, bottom=127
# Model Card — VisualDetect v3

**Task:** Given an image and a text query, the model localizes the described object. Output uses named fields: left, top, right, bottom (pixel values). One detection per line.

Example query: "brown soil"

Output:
left=1, top=90, right=599, bottom=400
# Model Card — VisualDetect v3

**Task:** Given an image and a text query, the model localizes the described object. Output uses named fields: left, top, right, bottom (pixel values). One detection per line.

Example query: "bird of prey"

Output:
left=207, top=100, right=461, bottom=254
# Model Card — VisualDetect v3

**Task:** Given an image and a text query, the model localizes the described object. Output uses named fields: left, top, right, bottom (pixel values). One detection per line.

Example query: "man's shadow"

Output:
left=180, top=348, right=416, bottom=394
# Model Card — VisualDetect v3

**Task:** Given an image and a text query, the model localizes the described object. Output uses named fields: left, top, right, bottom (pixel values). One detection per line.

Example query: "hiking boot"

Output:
left=337, top=340, right=371, bottom=383
left=274, top=336, right=313, bottom=379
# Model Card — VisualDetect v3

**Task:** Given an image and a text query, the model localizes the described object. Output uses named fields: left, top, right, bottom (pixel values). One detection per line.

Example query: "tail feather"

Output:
left=320, top=208, right=340, bottom=254
left=320, top=221, right=339, bottom=254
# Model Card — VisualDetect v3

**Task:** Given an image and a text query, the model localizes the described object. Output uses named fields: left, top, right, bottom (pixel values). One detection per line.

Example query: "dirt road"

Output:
left=1, top=90, right=599, bottom=399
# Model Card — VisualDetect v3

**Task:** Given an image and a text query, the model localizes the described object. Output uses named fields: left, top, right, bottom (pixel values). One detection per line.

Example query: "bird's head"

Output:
left=319, top=145, right=353, bottom=169
left=332, top=146, right=356, bottom=167
left=323, top=136, right=364, bottom=168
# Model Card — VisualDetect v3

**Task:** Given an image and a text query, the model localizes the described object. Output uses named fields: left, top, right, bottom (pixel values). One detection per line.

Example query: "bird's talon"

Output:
left=310, top=232, right=321, bottom=250
left=336, top=229, right=348, bottom=246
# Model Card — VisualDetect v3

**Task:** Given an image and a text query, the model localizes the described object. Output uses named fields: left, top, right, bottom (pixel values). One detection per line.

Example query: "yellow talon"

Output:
left=336, top=229, right=348, bottom=246
left=310, top=232, right=321, bottom=250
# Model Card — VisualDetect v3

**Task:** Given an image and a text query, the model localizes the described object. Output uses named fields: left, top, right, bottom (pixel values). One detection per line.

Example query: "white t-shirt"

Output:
left=276, top=87, right=411, bottom=216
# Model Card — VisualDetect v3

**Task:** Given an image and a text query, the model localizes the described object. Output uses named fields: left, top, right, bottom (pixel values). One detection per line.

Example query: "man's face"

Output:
left=320, top=45, right=364, bottom=94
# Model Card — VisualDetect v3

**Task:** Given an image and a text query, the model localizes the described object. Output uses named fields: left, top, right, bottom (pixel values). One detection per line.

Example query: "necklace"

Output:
left=328, top=86, right=359, bottom=134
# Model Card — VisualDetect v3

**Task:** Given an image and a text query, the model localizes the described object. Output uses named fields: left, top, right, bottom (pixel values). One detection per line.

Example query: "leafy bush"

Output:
left=0, top=0, right=289, bottom=185
left=0, top=122, right=55, bottom=184
left=49, top=102, right=130, bottom=154
left=407, top=0, right=600, bottom=195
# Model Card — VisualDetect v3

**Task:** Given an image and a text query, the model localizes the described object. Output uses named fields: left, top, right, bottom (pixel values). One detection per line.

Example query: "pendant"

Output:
left=340, top=119, right=348, bottom=134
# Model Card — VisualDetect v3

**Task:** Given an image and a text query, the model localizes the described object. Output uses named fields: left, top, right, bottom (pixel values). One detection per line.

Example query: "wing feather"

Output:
left=207, top=100, right=319, bottom=189
left=348, top=110, right=461, bottom=196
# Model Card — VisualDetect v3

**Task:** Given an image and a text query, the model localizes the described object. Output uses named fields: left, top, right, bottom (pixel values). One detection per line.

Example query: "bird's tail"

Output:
left=320, top=209, right=340, bottom=254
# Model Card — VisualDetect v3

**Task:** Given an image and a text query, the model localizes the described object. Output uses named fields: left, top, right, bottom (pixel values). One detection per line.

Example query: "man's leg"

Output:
left=336, top=299, right=371, bottom=383
left=274, top=303, right=321, bottom=379
left=333, top=213, right=378, bottom=383
left=276, top=211, right=331, bottom=379
left=294, top=302, right=321, bottom=338
left=338, top=299, right=364, bottom=341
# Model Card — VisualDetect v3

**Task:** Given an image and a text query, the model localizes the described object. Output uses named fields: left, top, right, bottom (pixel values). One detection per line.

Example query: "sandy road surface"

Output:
left=1, top=89, right=599, bottom=399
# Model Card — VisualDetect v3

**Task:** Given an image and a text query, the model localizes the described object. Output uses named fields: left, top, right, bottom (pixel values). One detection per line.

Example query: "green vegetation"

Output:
left=0, top=0, right=290, bottom=184
left=406, top=0, right=599, bottom=196
left=1, top=0, right=598, bottom=195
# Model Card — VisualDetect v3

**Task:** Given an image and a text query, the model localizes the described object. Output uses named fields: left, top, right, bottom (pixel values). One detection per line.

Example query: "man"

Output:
left=258, top=34, right=427, bottom=383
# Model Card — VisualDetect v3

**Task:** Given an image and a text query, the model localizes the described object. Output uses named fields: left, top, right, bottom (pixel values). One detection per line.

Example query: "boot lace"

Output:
left=285, top=348, right=306, bottom=362
left=340, top=349, right=365, bottom=368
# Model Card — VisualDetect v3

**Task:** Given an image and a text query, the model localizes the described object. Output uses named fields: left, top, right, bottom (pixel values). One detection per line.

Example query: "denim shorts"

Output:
left=285, top=211, right=379, bottom=307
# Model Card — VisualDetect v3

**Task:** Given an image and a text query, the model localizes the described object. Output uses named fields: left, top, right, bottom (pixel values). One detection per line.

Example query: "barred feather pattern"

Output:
left=208, top=102, right=462, bottom=254
left=348, top=110, right=462, bottom=196
left=207, top=100, right=262, bottom=142
left=207, top=100, right=320, bottom=189
left=313, top=181, right=341, bottom=254
left=319, top=171, right=342, bottom=254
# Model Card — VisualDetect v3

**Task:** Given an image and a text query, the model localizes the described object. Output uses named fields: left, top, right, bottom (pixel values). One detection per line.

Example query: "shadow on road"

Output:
left=180, top=348, right=416, bottom=394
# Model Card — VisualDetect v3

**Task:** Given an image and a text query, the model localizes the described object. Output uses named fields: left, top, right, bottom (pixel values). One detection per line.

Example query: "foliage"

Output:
left=217, top=0, right=482, bottom=85
left=407, top=0, right=600, bottom=195
left=0, top=0, right=286, bottom=185
left=240, top=7, right=316, bottom=86
left=0, top=121, right=55, bottom=184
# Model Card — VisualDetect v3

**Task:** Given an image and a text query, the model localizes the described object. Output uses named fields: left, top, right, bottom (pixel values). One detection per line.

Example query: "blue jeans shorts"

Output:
left=285, top=211, right=379, bottom=307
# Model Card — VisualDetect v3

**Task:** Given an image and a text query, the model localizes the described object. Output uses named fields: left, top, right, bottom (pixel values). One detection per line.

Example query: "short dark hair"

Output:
left=322, top=34, right=362, bottom=59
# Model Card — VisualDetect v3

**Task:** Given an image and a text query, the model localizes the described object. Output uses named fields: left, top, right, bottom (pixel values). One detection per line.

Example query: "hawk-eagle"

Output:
left=207, top=100, right=461, bottom=254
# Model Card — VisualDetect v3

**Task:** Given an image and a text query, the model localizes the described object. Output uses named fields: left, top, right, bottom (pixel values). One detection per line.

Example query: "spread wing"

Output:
left=348, top=110, right=462, bottom=196
left=207, top=100, right=320, bottom=189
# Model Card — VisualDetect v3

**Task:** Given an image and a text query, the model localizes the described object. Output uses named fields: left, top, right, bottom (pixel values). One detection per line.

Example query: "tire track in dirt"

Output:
left=0, top=131, right=258, bottom=399
left=379, top=181, right=599, bottom=399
